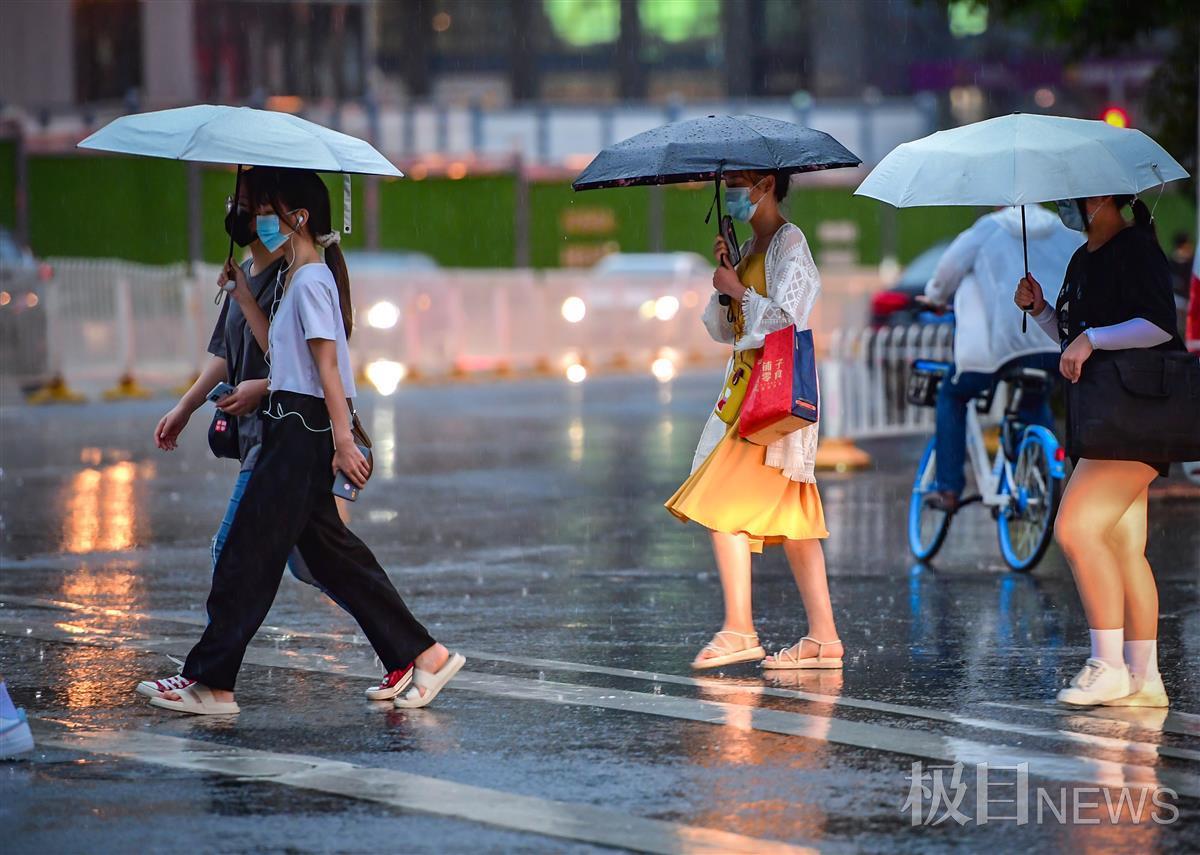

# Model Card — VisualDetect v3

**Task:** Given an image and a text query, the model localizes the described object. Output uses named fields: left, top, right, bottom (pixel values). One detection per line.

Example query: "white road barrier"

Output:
left=15, top=258, right=950, bottom=442
left=820, top=323, right=955, bottom=440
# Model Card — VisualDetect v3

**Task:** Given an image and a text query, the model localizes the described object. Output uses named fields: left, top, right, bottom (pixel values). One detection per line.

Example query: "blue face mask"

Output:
left=256, top=211, right=301, bottom=252
left=1055, top=199, right=1086, bottom=232
left=725, top=179, right=767, bottom=222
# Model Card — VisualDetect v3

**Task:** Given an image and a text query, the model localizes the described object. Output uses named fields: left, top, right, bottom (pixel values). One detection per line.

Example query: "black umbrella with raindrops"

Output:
left=572, top=114, right=860, bottom=191
left=572, top=114, right=860, bottom=305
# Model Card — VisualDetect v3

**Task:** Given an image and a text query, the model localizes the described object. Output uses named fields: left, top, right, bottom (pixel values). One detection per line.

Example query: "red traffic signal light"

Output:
left=1101, top=106, right=1130, bottom=128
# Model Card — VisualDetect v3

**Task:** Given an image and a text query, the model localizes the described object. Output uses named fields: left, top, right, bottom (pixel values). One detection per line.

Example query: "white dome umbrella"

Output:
left=855, top=113, right=1189, bottom=329
left=78, top=104, right=403, bottom=258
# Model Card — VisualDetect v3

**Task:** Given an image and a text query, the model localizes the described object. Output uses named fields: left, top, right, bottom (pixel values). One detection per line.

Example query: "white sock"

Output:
left=1123, top=639, right=1159, bottom=683
left=1089, top=628, right=1125, bottom=668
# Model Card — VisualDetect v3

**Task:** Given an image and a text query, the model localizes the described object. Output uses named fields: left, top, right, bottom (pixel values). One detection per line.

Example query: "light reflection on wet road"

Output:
left=1, top=372, right=1197, bottom=852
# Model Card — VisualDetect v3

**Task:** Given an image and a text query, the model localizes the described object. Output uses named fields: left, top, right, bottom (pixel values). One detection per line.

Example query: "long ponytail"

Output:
left=322, top=241, right=354, bottom=340
left=254, top=167, right=354, bottom=339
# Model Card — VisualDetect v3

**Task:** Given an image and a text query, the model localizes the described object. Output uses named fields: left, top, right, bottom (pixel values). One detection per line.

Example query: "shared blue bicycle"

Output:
left=907, top=361, right=1067, bottom=572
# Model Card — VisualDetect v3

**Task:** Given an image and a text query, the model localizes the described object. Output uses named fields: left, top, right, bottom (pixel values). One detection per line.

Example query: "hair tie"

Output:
left=317, top=231, right=341, bottom=248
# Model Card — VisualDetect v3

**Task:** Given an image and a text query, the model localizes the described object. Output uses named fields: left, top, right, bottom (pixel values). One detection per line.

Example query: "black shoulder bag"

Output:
left=1068, top=348, right=1200, bottom=463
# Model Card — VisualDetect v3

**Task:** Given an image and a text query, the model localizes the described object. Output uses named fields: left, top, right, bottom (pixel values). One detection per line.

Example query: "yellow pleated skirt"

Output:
left=666, top=418, right=829, bottom=553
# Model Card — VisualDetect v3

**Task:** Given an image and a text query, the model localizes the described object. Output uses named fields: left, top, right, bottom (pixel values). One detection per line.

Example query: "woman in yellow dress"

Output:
left=666, top=169, right=842, bottom=672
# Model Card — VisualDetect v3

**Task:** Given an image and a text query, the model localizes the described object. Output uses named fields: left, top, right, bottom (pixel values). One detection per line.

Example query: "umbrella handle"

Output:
left=227, top=165, right=243, bottom=265
left=217, top=163, right=244, bottom=303
left=1021, top=204, right=1029, bottom=334
left=709, top=173, right=735, bottom=309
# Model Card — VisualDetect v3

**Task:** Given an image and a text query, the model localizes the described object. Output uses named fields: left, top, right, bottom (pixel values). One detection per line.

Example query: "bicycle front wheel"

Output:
left=998, top=433, right=1062, bottom=572
left=908, top=437, right=952, bottom=562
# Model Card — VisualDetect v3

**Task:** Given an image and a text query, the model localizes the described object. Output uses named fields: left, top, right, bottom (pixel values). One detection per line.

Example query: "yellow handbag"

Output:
left=714, top=254, right=768, bottom=424
left=715, top=348, right=756, bottom=424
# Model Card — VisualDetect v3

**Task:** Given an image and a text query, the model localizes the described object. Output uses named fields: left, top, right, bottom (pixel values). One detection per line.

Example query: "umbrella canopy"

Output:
left=78, top=104, right=402, bottom=177
left=854, top=113, right=1188, bottom=208
left=572, top=114, right=860, bottom=190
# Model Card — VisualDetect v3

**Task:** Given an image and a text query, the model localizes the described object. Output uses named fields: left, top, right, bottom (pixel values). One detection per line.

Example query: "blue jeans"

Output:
left=212, top=469, right=348, bottom=612
left=933, top=352, right=1058, bottom=496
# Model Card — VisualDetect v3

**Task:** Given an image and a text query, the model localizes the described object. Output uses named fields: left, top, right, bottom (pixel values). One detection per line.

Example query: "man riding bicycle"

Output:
left=922, top=205, right=1081, bottom=512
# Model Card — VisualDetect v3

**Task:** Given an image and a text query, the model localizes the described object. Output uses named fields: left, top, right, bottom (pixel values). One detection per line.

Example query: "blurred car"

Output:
left=0, top=227, right=52, bottom=388
left=592, top=252, right=711, bottom=278
left=870, top=240, right=952, bottom=327
left=343, top=249, right=439, bottom=333
left=343, top=250, right=439, bottom=275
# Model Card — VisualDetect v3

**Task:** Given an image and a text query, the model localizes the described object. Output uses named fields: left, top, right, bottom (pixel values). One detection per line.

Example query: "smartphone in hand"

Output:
left=332, top=444, right=372, bottom=502
left=718, top=215, right=741, bottom=307
left=720, top=215, right=742, bottom=268
left=207, top=381, right=236, bottom=403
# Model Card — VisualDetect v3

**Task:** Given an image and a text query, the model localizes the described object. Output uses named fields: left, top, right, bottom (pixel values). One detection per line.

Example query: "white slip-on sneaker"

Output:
left=1057, top=658, right=1131, bottom=706
left=1102, top=672, right=1169, bottom=708
left=365, top=665, right=414, bottom=701
left=136, top=674, right=195, bottom=699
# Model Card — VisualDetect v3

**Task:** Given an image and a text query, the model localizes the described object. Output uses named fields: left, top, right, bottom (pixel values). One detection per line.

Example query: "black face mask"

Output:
left=224, top=206, right=257, bottom=247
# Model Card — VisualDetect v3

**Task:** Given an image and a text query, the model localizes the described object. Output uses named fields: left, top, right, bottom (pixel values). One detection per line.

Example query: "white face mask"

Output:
left=725, top=178, right=768, bottom=222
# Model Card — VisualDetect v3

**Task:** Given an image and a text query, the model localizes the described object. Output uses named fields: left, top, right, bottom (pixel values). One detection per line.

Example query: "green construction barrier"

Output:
left=0, top=140, right=16, bottom=229
left=17, top=151, right=1197, bottom=269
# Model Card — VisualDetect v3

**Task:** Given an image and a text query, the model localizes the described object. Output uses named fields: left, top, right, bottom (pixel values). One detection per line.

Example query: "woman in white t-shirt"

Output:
left=147, top=168, right=463, bottom=715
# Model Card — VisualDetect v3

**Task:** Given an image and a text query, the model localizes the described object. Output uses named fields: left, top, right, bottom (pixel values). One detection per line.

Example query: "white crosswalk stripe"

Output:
left=2, top=615, right=1196, bottom=800
left=32, top=724, right=818, bottom=855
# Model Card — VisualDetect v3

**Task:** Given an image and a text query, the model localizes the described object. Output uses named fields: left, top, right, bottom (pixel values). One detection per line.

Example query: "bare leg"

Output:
left=711, top=530, right=755, bottom=633
left=1107, top=488, right=1157, bottom=641
left=1054, top=459, right=1157, bottom=630
left=766, top=538, right=843, bottom=662
left=693, top=531, right=757, bottom=664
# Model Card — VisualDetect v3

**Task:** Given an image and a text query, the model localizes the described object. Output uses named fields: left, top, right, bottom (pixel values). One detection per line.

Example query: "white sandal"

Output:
left=148, top=683, right=240, bottom=715
left=691, top=630, right=765, bottom=671
left=393, top=653, right=465, bottom=709
left=762, top=636, right=843, bottom=670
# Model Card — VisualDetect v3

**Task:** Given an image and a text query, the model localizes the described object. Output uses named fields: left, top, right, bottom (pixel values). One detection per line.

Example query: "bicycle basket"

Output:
left=907, top=361, right=949, bottom=408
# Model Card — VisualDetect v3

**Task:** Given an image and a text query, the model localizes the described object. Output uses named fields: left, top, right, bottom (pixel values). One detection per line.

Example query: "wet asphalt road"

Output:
left=1, top=371, right=1198, bottom=853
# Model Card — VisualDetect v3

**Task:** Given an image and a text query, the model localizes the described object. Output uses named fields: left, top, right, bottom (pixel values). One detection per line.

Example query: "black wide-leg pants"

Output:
left=183, top=391, right=435, bottom=690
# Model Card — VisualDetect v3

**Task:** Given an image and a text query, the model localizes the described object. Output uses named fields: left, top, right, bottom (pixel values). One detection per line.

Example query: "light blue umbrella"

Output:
left=855, top=113, right=1186, bottom=207
left=78, top=105, right=403, bottom=254
left=855, top=113, right=1189, bottom=329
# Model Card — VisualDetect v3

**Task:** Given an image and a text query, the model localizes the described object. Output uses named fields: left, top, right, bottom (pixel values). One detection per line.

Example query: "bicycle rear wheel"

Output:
left=908, top=438, right=952, bottom=561
left=998, top=433, right=1062, bottom=572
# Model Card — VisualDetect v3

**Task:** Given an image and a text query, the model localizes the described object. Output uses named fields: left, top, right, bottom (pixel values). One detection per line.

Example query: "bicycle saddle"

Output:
left=1000, top=366, right=1052, bottom=390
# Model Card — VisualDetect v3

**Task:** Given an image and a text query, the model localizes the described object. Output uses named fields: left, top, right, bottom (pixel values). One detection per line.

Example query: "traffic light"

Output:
left=1101, top=106, right=1130, bottom=128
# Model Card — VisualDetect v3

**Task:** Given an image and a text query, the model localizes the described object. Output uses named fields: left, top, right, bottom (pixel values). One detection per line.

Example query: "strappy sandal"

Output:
left=691, top=630, right=765, bottom=671
left=148, top=683, right=240, bottom=715
left=762, top=636, right=843, bottom=670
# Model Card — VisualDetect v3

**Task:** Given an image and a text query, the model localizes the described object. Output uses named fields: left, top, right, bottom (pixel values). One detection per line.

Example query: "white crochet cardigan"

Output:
left=691, top=222, right=821, bottom=483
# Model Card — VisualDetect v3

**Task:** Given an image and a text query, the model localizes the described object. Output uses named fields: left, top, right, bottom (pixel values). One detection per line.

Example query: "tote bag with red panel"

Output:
left=739, top=325, right=819, bottom=446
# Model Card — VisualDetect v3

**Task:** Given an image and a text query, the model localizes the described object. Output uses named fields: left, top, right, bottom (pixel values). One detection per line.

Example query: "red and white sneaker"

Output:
left=136, top=674, right=195, bottom=700
left=365, top=665, right=414, bottom=701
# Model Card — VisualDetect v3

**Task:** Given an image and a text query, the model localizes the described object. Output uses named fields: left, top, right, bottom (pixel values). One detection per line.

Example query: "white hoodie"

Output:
left=924, top=205, right=1082, bottom=375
